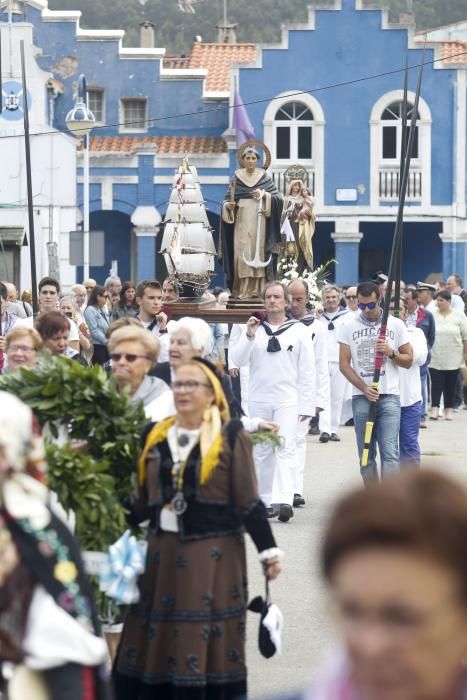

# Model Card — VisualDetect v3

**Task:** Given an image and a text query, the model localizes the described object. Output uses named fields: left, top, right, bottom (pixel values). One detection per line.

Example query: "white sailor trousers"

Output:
left=319, top=361, right=347, bottom=434
left=249, top=401, right=299, bottom=507
left=294, top=416, right=310, bottom=496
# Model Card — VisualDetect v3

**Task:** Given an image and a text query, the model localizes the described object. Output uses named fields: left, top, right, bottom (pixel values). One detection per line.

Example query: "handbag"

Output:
left=248, top=579, right=283, bottom=658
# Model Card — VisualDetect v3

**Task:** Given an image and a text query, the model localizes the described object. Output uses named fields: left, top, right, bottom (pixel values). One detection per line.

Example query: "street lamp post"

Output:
left=66, top=75, right=95, bottom=280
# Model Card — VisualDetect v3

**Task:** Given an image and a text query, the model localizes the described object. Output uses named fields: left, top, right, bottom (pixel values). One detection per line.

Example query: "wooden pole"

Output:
left=393, top=58, right=409, bottom=316
left=20, top=40, right=38, bottom=314
left=361, top=49, right=425, bottom=468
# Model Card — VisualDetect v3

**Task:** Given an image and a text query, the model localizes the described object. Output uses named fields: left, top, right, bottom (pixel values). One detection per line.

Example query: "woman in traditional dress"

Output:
left=0, top=392, right=110, bottom=699
left=281, top=180, right=316, bottom=275
left=113, top=357, right=282, bottom=700
left=221, top=146, right=282, bottom=300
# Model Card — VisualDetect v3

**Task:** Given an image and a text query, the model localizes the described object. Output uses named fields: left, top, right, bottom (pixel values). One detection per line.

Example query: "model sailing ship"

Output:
left=160, top=156, right=216, bottom=301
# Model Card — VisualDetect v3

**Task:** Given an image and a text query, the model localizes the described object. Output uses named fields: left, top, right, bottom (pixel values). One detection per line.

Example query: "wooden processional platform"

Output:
left=165, top=298, right=262, bottom=324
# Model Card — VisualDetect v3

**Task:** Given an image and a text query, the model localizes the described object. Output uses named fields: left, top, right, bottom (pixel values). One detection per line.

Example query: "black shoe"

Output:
left=266, top=505, right=279, bottom=518
left=330, top=433, right=341, bottom=442
left=278, top=504, right=294, bottom=522
left=293, top=493, right=305, bottom=507
left=319, top=432, right=330, bottom=443
left=308, top=424, right=320, bottom=435
left=345, top=418, right=354, bottom=427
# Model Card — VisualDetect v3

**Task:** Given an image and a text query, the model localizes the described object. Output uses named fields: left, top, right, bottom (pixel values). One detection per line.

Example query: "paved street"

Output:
left=245, top=411, right=467, bottom=699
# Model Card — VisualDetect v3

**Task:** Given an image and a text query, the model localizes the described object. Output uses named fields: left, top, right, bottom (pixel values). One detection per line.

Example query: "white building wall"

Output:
left=0, top=21, right=77, bottom=292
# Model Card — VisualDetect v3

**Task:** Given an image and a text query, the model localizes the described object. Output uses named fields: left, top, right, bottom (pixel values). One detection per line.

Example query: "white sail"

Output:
left=162, top=157, right=216, bottom=300
left=165, top=202, right=209, bottom=225
left=169, top=185, right=204, bottom=204
left=177, top=253, right=215, bottom=275
left=172, top=169, right=199, bottom=187
left=161, top=222, right=216, bottom=255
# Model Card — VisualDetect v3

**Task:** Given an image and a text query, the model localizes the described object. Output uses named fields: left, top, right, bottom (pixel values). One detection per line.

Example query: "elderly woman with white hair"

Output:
left=108, top=325, right=173, bottom=422
left=150, top=316, right=278, bottom=433
left=148, top=316, right=214, bottom=386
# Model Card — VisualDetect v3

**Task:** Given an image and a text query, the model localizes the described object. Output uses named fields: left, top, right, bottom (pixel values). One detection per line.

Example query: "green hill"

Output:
left=47, top=0, right=466, bottom=53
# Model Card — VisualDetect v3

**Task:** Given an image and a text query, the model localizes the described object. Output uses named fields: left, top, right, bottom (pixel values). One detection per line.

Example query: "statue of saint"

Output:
left=281, top=179, right=316, bottom=274
left=220, top=142, right=282, bottom=299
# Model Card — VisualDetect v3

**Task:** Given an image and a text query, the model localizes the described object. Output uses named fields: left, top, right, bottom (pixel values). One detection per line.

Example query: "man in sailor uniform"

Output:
left=288, top=279, right=329, bottom=507
left=230, top=281, right=315, bottom=522
left=318, top=286, right=350, bottom=443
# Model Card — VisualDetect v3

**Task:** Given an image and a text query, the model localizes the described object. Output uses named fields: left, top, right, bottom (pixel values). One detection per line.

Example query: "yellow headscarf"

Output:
left=138, top=359, right=230, bottom=486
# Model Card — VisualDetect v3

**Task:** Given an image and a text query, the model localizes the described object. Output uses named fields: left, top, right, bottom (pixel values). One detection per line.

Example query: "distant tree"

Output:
left=47, top=0, right=466, bottom=52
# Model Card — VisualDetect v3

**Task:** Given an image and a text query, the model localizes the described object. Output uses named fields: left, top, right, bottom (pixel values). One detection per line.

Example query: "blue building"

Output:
left=1, top=0, right=466, bottom=288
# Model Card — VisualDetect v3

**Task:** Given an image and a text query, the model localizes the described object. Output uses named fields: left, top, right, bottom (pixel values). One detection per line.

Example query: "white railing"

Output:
left=271, top=168, right=316, bottom=197
left=379, top=168, right=422, bottom=201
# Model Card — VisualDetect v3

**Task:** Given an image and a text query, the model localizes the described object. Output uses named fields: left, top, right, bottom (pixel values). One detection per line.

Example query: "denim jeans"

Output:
left=352, top=393, right=401, bottom=484
left=400, top=401, right=422, bottom=466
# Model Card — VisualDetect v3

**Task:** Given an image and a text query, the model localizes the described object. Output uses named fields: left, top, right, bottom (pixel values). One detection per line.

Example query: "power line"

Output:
left=0, top=48, right=466, bottom=141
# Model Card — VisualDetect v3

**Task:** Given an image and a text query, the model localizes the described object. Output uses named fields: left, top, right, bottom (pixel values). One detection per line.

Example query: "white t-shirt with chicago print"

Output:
left=338, top=313, right=409, bottom=396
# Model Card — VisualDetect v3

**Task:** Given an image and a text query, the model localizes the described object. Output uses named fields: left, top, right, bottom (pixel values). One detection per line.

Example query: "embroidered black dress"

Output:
left=113, top=420, right=276, bottom=700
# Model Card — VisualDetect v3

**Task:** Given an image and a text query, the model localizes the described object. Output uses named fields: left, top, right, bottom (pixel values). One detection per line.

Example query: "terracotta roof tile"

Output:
left=163, top=55, right=191, bottom=69
left=188, top=43, right=256, bottom=92
left=440, top=41, right=467, bottom=64
left=88, top=135, right=227, bottom=154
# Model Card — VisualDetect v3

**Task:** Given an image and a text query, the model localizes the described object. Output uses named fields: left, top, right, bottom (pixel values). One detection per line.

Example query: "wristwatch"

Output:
left=390, top=349, right=399, bottom=360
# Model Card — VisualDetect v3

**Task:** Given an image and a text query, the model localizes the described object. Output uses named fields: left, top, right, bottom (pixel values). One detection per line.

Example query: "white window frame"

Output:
left=120, top=97, right=148, bottom=133
left=274, top=101, right=314, bottom=162
left=370, top=90, right=432, bottom=208
left=87, top=87, right=105, bottom=126
left=263, top=91, right=325, bottom=208
left=380, top=101, right=420, bottom=163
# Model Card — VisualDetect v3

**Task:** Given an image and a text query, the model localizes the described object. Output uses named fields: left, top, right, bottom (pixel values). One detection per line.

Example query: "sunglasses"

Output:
left=346, top=295, right=357, bottom=300
left=110, top=352, right=150, bottom=363
left=358, top=302, right=378, bottom=310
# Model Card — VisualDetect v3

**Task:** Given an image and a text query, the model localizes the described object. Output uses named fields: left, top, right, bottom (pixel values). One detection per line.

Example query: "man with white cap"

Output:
left=416, top=282, right=437, bottom=313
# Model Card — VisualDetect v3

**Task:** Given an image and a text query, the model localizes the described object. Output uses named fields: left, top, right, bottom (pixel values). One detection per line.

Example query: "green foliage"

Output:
left=250, top=430, right=282, bottom=449
left=46, top=0, right=466, bottom=52
left=46, top=443, right=127, bottom=551
left=0, top=357, right=147, bottom=552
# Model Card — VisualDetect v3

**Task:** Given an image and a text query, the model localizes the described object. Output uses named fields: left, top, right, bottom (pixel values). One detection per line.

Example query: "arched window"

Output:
left=381, top=100, right=420, bottom=161
left=274, top=101, right=314, bottom=161
left=370, top=91, right=431, bottom=206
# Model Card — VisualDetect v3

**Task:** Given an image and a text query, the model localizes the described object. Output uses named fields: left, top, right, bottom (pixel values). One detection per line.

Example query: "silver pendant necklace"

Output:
left=170, top=425, right=193, bottom=516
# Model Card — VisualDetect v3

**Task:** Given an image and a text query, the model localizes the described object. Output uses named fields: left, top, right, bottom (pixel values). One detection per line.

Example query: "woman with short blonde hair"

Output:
left=108, top=325, right=170, bottom=421
left=108, top=325, right=160, bottom=366
left=5, top=327, right=43, bottom=371
left=6, top=326, right=43, bottom=352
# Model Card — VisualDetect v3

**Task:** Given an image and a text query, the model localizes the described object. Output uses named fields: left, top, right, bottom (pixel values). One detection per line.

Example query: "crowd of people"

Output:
left=1, top=268, right=467, bottom=699
left=2, top=270, right=467, bottom=494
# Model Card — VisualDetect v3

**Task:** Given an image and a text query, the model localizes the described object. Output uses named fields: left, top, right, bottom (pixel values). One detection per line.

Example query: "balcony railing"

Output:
left=271, top=168, right=315, bottom=197
left=379, top=168, right=422, bottom=201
